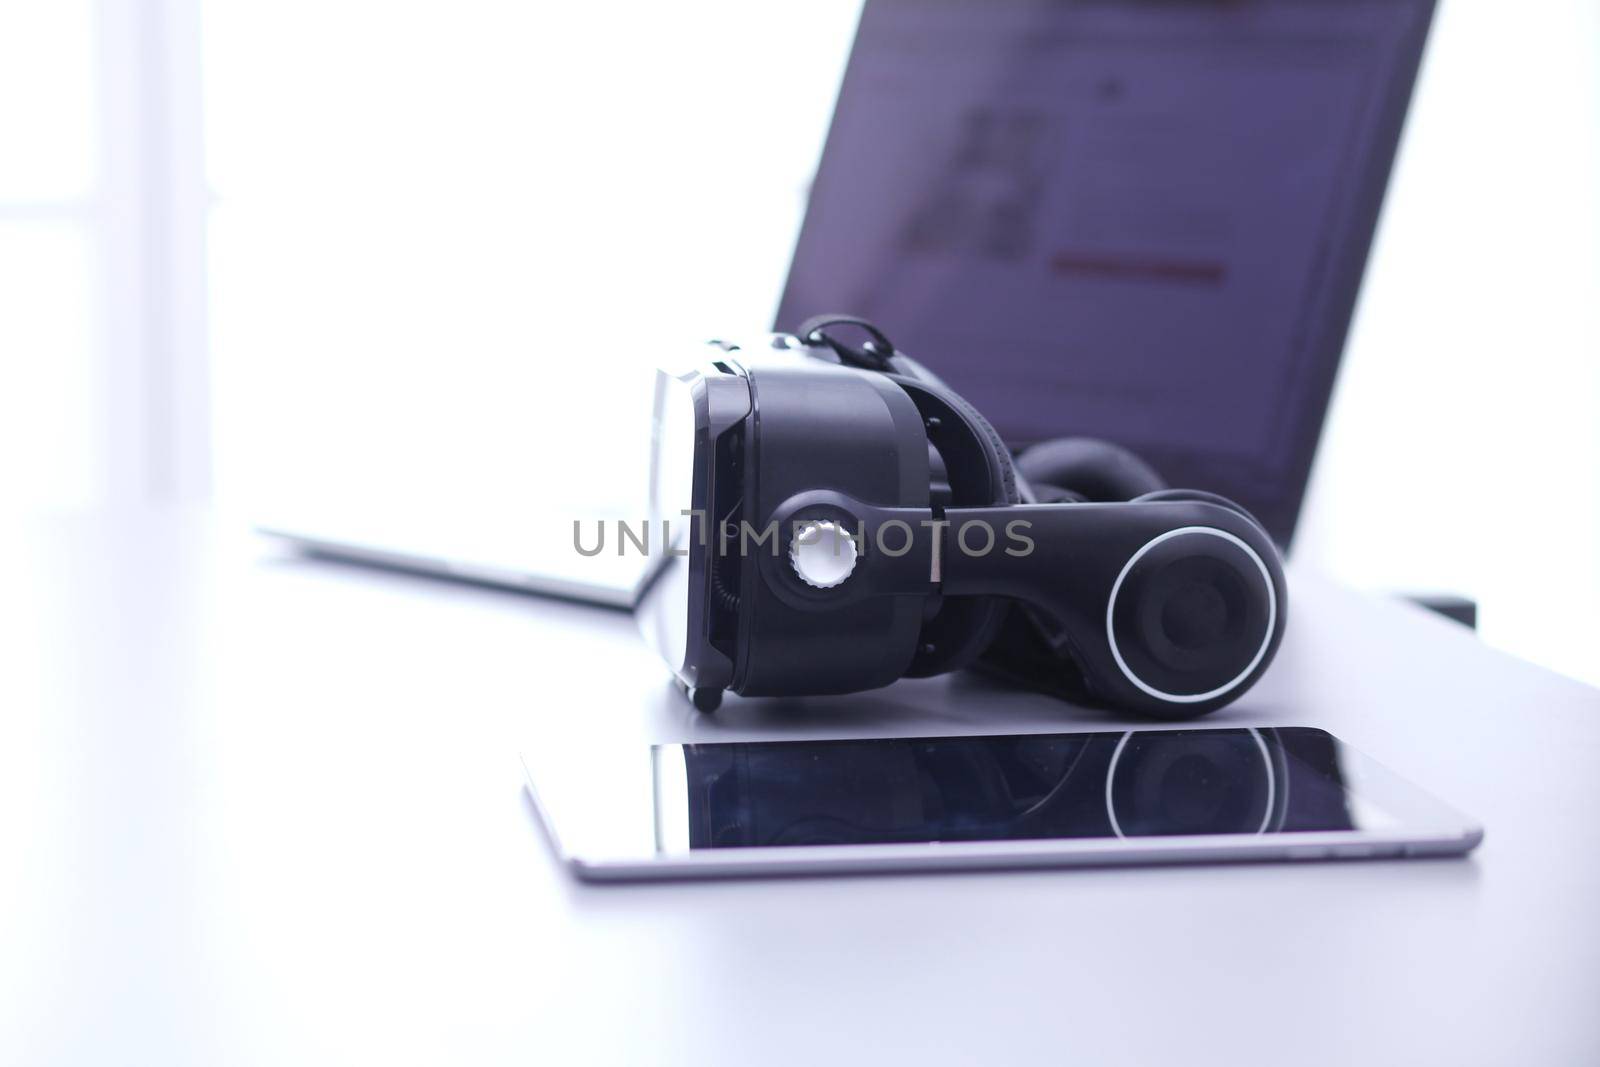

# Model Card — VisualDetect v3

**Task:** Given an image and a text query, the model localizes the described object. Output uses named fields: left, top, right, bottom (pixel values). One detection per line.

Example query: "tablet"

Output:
left=522, top=725, right=1481, bottom=881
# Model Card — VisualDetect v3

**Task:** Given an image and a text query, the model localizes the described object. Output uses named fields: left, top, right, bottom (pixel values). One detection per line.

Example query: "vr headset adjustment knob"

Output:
left=789, top=520, right=859, bottom=589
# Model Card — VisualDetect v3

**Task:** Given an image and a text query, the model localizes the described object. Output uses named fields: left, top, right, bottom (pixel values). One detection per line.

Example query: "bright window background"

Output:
left=3, top=2, right=1597, bottom=687
left=0, top=1, right=99, bottom=509
left=0, top=0, right=208, bottom=512
left=1297, top=0, right=1600, bottom=686
left=204, top=2, right=862, bottom=521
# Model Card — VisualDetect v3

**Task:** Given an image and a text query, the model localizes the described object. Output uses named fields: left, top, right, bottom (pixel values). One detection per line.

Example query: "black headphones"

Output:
left=640, top=315, right=1286, bottom=719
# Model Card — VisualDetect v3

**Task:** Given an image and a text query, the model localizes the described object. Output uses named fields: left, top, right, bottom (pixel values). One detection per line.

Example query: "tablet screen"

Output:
left=653, top=727, right=1356, bottom=850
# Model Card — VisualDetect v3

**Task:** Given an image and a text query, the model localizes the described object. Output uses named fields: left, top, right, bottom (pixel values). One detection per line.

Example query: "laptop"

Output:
left=778, top=0, right=1435, bottom=546
left=267, top=0, right=1434, bottom=600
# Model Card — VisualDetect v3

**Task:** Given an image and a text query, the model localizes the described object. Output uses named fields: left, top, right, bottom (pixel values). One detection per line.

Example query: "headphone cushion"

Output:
left=894, top=378, right=1018, bottom=678
left=936, top=385, right=1019, bottom=506
left=1017, top=438, right=1167, bottom=502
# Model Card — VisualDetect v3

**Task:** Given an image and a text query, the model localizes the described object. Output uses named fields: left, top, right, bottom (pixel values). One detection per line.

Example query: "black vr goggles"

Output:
left=640, top=316, right=1286, bottom=719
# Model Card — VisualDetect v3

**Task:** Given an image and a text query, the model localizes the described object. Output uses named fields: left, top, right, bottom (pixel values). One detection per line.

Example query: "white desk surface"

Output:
left=3, top=509, right=1597, bottom=1065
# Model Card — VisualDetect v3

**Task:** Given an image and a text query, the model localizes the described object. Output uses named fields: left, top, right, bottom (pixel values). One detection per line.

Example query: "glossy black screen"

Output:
left=665, top=728, right=1356, bottom=848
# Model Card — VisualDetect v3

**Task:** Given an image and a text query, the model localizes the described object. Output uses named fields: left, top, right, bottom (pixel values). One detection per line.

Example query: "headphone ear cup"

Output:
left=1017, top=438, right=1167, bottom=502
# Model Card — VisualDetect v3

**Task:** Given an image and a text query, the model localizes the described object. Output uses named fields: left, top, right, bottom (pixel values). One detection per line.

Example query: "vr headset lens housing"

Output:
left=642, top=358, right=752, bottom=703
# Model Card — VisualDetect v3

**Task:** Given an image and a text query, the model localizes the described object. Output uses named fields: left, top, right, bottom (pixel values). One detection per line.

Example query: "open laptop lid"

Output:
left=776, top=0, right=1435, bottom=545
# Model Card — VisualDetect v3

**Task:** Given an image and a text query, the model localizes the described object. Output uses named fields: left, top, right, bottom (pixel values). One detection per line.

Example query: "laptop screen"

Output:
left=776, top=0, right=1434, bottom=544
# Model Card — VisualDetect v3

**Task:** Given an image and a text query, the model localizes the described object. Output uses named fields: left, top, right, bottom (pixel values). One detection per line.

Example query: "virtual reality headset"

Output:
left=639, top=316, right=1286, bottom=719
